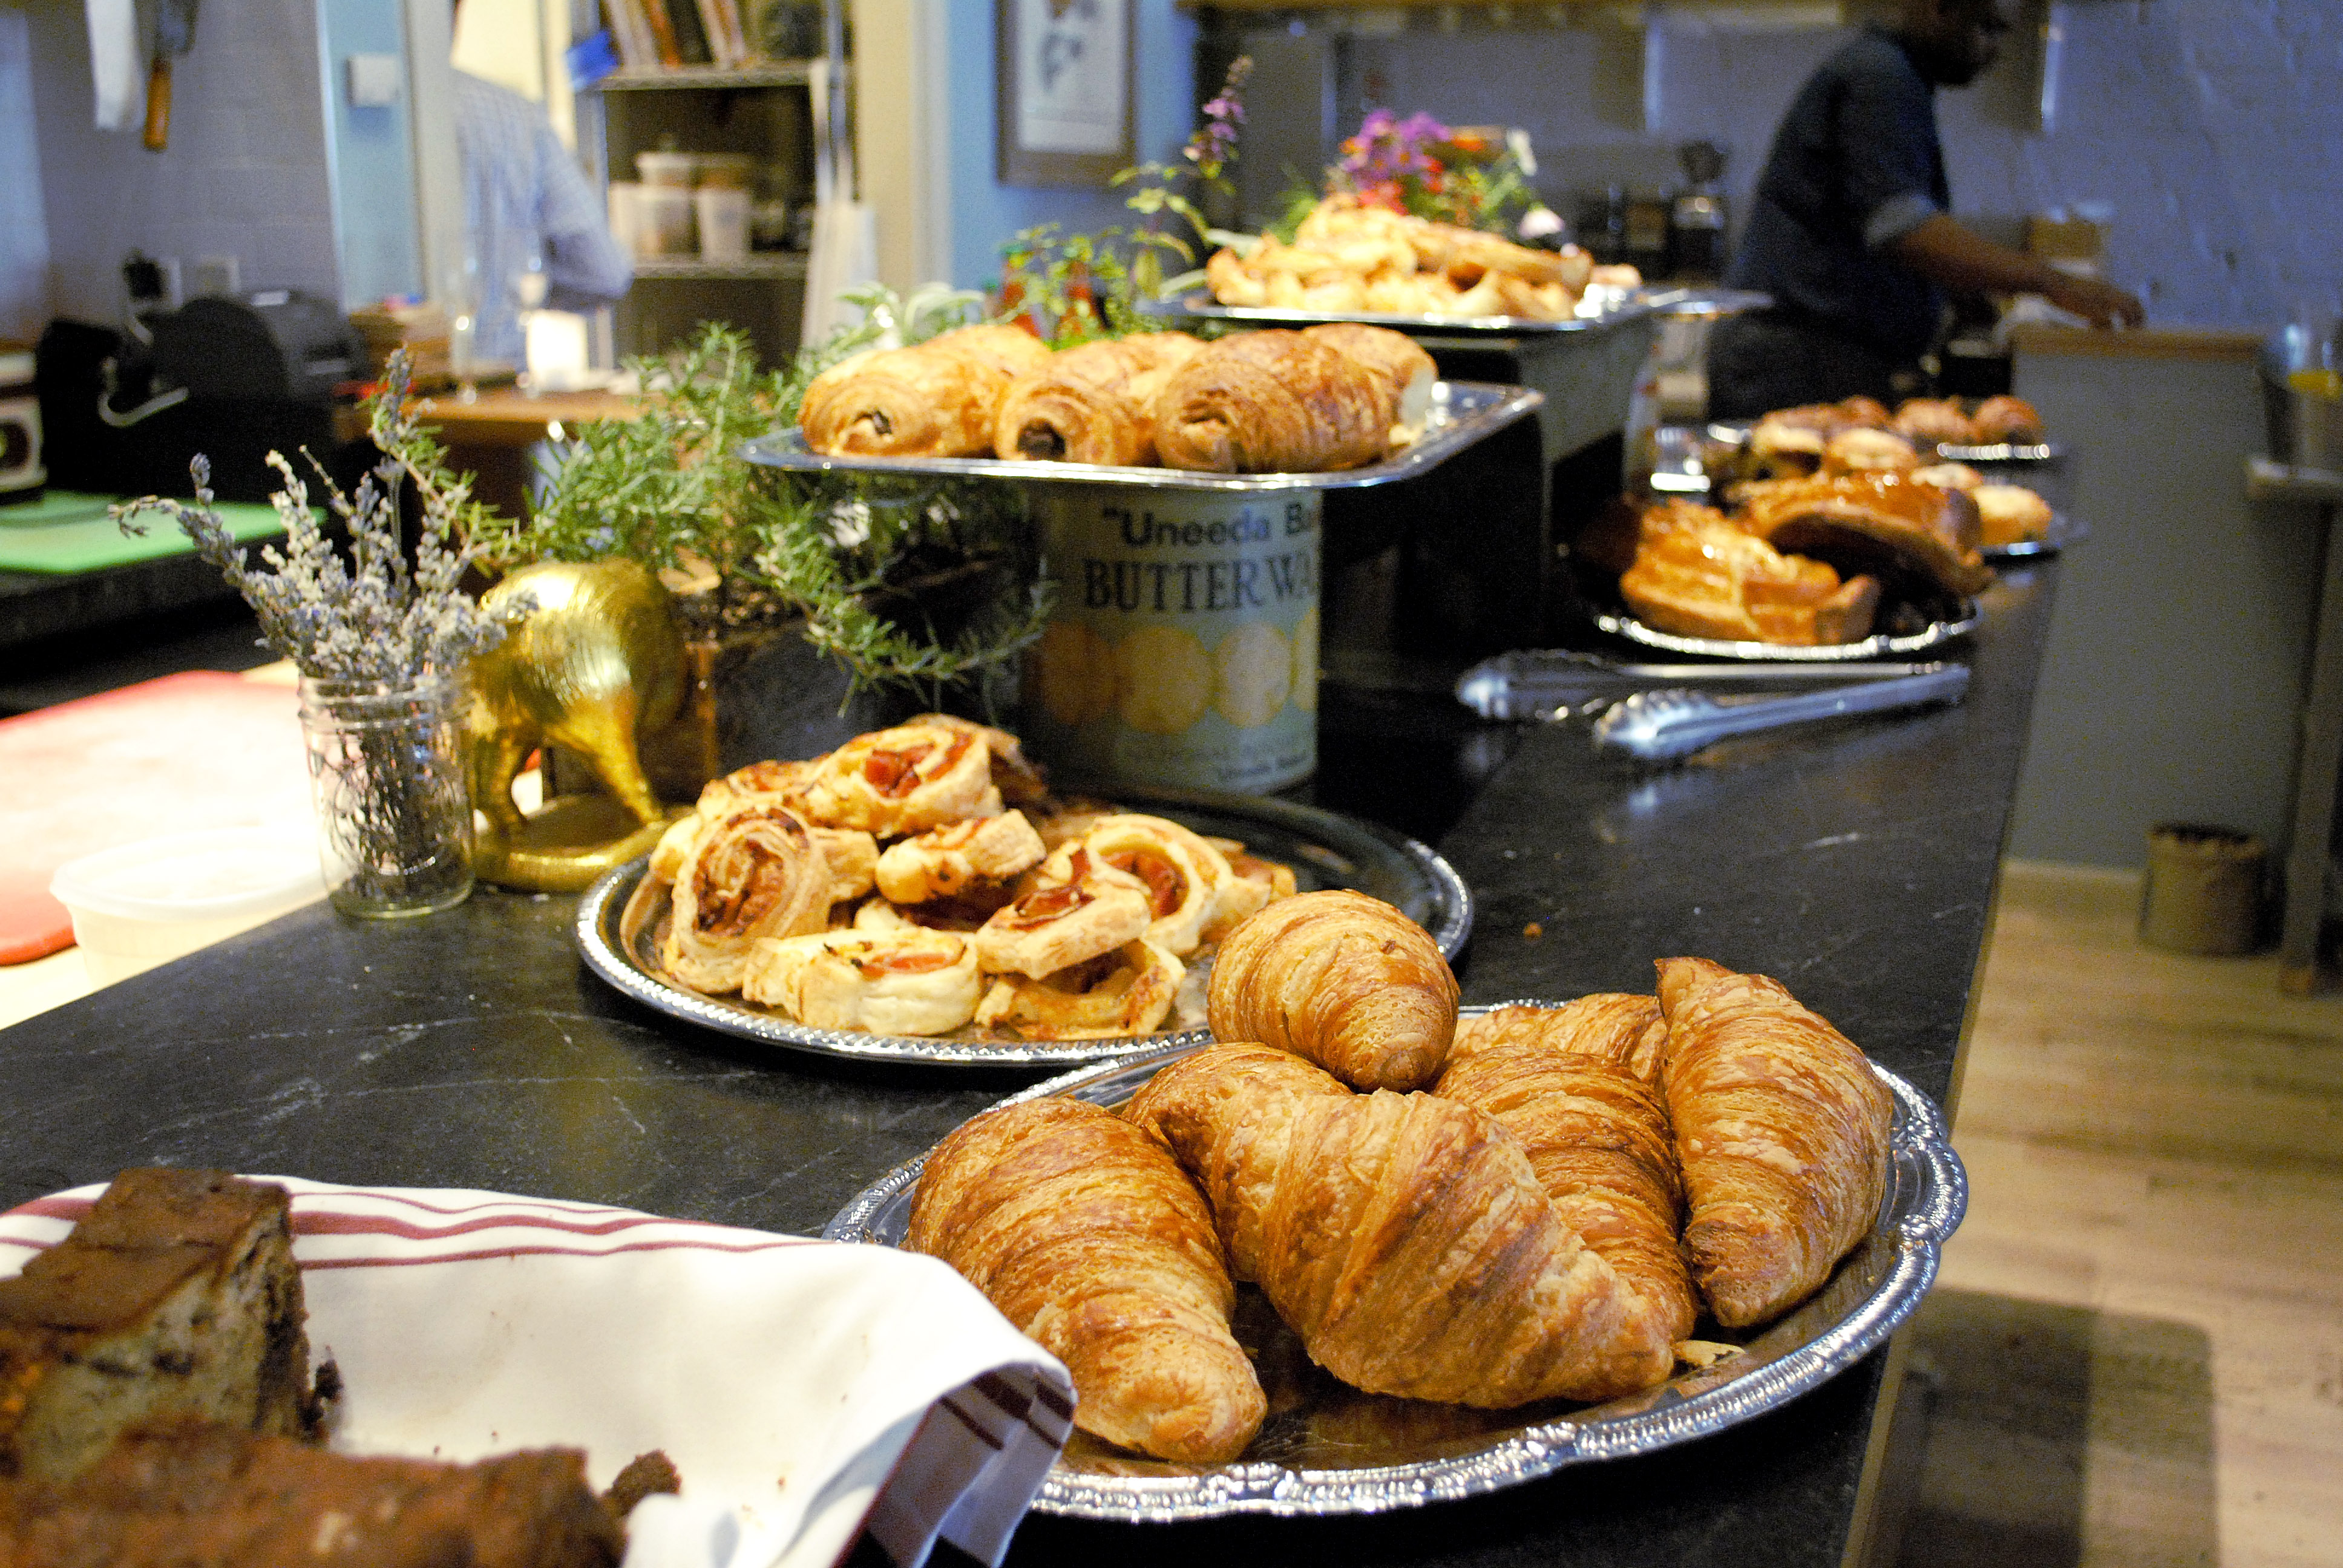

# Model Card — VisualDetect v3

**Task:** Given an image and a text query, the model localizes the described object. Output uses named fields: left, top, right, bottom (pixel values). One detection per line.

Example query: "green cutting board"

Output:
left=0, top=491, right=293, bottom=575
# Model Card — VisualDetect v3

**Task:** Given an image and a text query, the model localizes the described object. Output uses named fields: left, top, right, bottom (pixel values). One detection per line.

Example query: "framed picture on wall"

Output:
left=997, top=0, right=1134, bottom=188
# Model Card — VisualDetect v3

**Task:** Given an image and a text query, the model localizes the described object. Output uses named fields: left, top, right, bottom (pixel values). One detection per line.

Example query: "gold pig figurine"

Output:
left=464, top=558, right=691, bottom=892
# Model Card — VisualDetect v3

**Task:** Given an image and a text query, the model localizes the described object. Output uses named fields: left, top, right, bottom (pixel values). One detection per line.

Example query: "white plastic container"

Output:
left=696, top=186, right=750, bottom=263
left=635, top=186, right=696, bottom=257
left=50, top=828, right=327, bottom=986
left=634, top=149, right=698, bottom=188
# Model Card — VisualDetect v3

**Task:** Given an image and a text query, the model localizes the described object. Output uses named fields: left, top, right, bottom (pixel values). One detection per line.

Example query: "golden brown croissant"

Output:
left=906, top=1096, right=1265, bottom=1463
left=1654, top=956, right=1896, bottom=1328
left=992, top=333, right=1203, bottom=466
left=1152, top=330, right=1392, bottom=474
left=1301, top=323, right=1437, bottom=440
left=1205, top=889, right=1458, bottom=1092
left=1124, top=1045, right=1633, bottom=1406
left=1734, top=471, right=1992, bottom=597
left=800, top=324, right=1053, bottom=458
left=1968, top=394, right=2045, bottom=445
left=1619, top=503, right=1879, bottom=646
left=661, top=803, right=829, bottom=994
left=1437, top=1000, right=1694, bottom=1395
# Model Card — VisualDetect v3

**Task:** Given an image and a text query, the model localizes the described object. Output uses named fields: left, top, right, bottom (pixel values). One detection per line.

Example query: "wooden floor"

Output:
left=1910, top=861, right=2343, bottom=1568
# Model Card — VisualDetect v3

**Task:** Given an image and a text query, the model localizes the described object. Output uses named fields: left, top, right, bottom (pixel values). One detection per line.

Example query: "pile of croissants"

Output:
left=798, top=319, right=1437, bottom=475
left=629, top=715, right=1299, bottom=1041
left=1203, top=194, right=1642, bottom=322
left=907, top=889, right=1896, bottom=1465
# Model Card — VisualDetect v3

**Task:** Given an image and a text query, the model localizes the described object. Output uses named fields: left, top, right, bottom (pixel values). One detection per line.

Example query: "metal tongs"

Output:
left=1454, top=648, right=1954, bottom=722
left=1593, top=664, right=1971, bottom=762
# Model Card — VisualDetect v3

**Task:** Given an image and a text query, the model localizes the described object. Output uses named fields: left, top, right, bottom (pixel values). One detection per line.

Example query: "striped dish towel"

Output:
left=0, top=1180, right=1074, bottom=1568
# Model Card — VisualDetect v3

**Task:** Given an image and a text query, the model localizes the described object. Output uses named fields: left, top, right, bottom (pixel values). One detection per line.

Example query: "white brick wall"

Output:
left=22, top=0, right=340, bottom=327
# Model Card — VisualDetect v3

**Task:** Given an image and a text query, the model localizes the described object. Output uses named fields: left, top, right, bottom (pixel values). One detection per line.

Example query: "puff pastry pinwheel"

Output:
left=973, top=938, right=1184, bottom=1040
left=661, top=804, right=830, bottom=994
left=799, top=720, right=1001, bottom=836
left=799, top=324, right=1054, bottom=458
left=1124, top=1045, right=1635, bottom=1406
left=875, top=809, right=1046, bottom=906
left=647, top=811, right=703, bottom=884
left=1206, top=889, right=1458, bottom=1091
left=1654, top=956, right=1895, bottom=1327
left=1076, top=814, right=1236, bottom=957
left=908, top=1096, right=1265, bottom=1463
left=1435, top=999, right=1693, bottom=1396
left=1197, top=844, right=1297, bottom=945
left=741, top=927, right=982, bottom=1036
left=811, top=828, right=880, bottom=907
left=992, top=332, right=1204, bottom=467
left=905, top=712, right=1050, bottom=808
left=972, top=846, right=1152, bottom=978
left=1152, top=330, right=1394, bottom=474
left=696, top=758, right=819, bottom=818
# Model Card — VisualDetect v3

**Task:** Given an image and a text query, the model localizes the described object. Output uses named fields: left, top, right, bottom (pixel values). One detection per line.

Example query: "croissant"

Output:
left=661, top=804, right=829, bottom=994
left=1124, top=1045, right=1633, bottom=1406
left=1968, top=394, right=2046, bottom=445
left=1152, top=330, right=1392, bottom=474
left=1655, top=956, right=1896, bottom=1327
left=800, top=324, right=1053, bottom=458
left=992, top=333, right=1203, bottom=466
left=1302, top=322, right=1437, bottom=443
left=907, top=1096, right=1265, bottom=1463
left=1734, top=471, right=1992, bottom=598
left=1206, top=889, right=1458, bottom=1092
left=1619, top=503, right=1879, bottom=646
left=1889, top=396, right=1976, bottom=446
left=1437, top=999, right=1694, bottom=1395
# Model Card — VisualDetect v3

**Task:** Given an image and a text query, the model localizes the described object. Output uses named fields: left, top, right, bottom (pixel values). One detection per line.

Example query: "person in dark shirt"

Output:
left=1707, top=0, right=2142, bottom=419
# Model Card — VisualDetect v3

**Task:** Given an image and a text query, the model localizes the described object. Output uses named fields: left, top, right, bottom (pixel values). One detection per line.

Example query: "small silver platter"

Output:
left=1150, top=285, right=1765, bottom=338
left=737, top=381, right=1542, bottom=494
left=574, top=789, right=1472, bottom=1069
left=1591, top=598, right=1981, bottom=662
left=824, top=1032, right=1967, bottom=1520
left=1934, top=439, right=2065, bottom=464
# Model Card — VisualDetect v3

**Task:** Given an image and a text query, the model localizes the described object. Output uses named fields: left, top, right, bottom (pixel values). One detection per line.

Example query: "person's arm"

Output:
left=1887, top=215, right=2145, bottom=327
left=536, top=123, right=634, bottom=310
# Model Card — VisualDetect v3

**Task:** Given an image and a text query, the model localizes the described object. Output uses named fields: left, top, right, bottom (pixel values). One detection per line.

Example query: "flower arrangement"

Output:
left=1312, top=111, right=1552, bottom=240
left=998, top=56, right=1254, bottom=345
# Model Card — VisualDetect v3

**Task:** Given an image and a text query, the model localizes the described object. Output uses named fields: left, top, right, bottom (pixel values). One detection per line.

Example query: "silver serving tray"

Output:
left=1151, top=285, right=1765, bottom=338
left=1935, top=439, right=2065, bottom=463
left=738, top=381, right=1542, bottom=493
left=824, top=1030, right=1966, bottom=1520
left=1591, top=598, right=1981, bottom=662
left=574, top=789, right=1473, bottom=1069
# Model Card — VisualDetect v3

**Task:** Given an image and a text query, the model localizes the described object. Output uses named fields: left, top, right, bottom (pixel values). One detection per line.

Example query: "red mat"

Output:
left=0, top=673, right=316, bottom=962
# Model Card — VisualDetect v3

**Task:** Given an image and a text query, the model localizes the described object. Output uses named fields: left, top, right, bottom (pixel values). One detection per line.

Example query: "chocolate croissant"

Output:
left=1152, top=330, right=1393, bottom=474
left=1125, top=1045, right=1633, bottom=1406
left=1436, top=999, right=1694, bottom=1395
left=992, top=332, right=1203, bottom=466
left=907, top=1096, right=1265, bottom=1463
left=1205, top=889, right=1459, bottom=1092
left=1655, top=957, right=1896, bottom=1327
left=800, top=324, right=1053, bottom=458
left=661, top=803, right=830, bottom=994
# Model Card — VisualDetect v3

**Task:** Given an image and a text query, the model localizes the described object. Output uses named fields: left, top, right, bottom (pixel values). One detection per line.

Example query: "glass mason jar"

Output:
left=297, top=675, right=474, bottom=918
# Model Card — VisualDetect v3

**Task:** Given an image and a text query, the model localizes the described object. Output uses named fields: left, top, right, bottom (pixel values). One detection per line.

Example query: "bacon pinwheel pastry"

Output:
left=906, top=713, right=1050, bottom=808
left=647, top=811, right=703, bottom=884
left=973, top=939, right=1184, bottom=1040
left=696, top=758, right=819, bottom=818
left=1197, top=844, right=1299, bottom=945
left=992, top=333, right=1204, bottom=466
left=799, top=324, right=1053, bottom=458
left=661, top=804, right=830, bottom=995
left=1076, top=814, right=1235, bottom=958
left=972, top=846, right=1152, bottom=978
left=741, top=926, right=983, bottom=1036
left=1153, top=330, right=1392, bottom=474
left=812, top=828, right=880, bottom=906
left=799, top=721, right=1000, bottom=836
left=1435, top=999, right=1693, bottom=1397
left=1207, top=889, right=1458, bottom=1092
left=876, top=809, right=1047, bottom=905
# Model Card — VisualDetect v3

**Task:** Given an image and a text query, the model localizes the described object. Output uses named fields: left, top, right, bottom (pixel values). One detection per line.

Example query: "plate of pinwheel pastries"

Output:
left=575, top=715, right=1472, bottom=1068
left=825, top=900, right=1966, bottom=1520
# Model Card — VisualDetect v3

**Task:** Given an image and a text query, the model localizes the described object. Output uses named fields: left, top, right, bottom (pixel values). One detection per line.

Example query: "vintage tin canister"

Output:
left=1021, top=481, right=1320, bottom=793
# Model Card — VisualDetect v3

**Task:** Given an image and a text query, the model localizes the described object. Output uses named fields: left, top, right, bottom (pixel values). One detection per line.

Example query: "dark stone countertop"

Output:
left=0, top=560, right=2060, bottom=1568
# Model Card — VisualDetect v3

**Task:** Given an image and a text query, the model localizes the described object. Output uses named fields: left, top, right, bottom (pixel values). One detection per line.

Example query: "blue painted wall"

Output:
left=318, top=0, right=424, bottom=308
left=946, top=1, right=1199, bottom=292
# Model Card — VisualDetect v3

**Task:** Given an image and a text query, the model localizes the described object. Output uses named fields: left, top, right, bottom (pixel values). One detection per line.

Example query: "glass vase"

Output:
left=297, top=676, right=474, bottom=918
